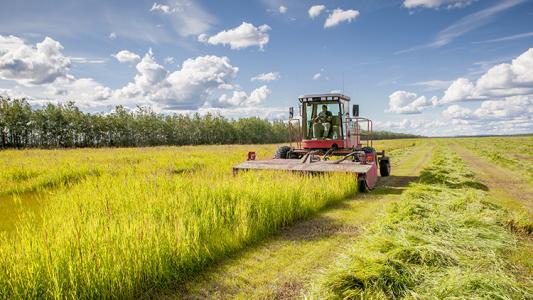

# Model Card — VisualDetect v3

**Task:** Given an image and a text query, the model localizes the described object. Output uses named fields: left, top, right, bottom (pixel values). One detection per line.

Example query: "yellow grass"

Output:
left=0, top=144, right=361, bottom=298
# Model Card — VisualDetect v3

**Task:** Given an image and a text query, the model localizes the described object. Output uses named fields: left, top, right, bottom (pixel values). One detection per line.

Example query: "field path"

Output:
left=171, top=142, right=434, bottom=299
left=449, top=143, right=533, bottom=215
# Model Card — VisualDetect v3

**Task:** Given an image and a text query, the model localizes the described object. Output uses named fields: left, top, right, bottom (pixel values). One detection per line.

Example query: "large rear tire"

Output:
left=358, top=176, right=369, bottom=192
left=379, top=158, right=391, bottom=177
left=274, top=146, right=292, bottom=159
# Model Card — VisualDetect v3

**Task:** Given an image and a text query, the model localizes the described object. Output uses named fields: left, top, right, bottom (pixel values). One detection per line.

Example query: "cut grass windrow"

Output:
left=319, top=146, right=533, bottom=299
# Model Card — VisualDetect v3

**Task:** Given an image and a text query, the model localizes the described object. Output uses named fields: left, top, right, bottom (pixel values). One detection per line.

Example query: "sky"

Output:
left=0, top=0, right=532, bottom=136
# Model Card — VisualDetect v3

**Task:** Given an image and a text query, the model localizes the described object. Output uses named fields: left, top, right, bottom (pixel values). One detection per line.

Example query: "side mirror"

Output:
left=352, top=104, right=359, bottom=117
left=289, top=107, right=294, bottom=118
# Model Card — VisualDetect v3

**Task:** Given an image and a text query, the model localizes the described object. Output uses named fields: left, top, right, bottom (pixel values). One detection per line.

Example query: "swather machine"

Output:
left=233, top=93, right=390, bottom=191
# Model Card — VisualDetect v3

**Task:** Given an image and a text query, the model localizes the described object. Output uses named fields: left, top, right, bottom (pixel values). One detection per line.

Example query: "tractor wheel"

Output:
left=274, top=146, right=292, bottom=159
left=379, top=158, right=391, bottom=177
left=358, top=176, right=369, bottom=192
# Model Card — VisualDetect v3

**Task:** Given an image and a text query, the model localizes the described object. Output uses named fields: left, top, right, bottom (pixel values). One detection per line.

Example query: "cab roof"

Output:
left=298, top=93, right=350, bottom=103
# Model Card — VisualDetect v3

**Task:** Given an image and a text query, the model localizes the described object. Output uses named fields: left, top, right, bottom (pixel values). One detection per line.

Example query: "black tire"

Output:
left=379, top=158, right=391, bottom=177
left=274, top=146, right=292, bottom=159
left=358, top=176, right=369, bottom=192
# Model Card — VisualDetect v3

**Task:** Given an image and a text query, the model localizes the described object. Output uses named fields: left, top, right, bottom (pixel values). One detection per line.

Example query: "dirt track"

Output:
left=450, top=143, right=533, bottom=215
left=172, top=142, right=435, bottom=299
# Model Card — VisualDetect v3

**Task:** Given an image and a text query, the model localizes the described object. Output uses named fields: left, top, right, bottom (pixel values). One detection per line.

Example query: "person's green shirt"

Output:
left=317, top=110, right=332, bottom=123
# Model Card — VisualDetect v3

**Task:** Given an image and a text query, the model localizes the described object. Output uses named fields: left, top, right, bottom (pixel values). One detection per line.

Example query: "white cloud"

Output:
left=0, top=35, right=27, bottom=53
left=412, top=79, right=453, bottom=90
left=248, top=85, right=271, bottom=105
left=251, top=72, right=280, bottom=82
left=1, top=35, right=283, bottom=115
left=279, top=5, right=288, bottom=14
left=440, top=77, right=477, bottom=104
left=70, top=57, right=106, bottom=64
left=477, top=48, right=533, bottom=91
left=157, top=0, right=216, bottom=37
left=383, top=49, right=533, bottom=135
left=150, top=2, right=174, bottom=14
left=432, top=1, right=525, bottom=47
left=0, top=35, right=113, bottom=105
left=308, top=5, right=326, bottom=18
left=0, top=35, right=70, bottom=85
left=52, top=77, right=113, bottom=103
left=200, top=22, right=271, bottom=50
left=435, top=48, right=533, bottom=105
left=376, top=109, right=533, bottom=136
left=197, top=33, right=209, bottom=43
left=394, top=48, right=533, bottom=110
left=217, top=83, right=236, bottom=90
left=108, top=32, right=117, bottom=40
left=473, top=95, right=533, bottom=120
left=473, top=31, right=533, bottom=44
left=123, top=50, right=167, bottom=94
left=116, top=52, right=239, bottom=109
left=0, top=87, right=28, bottom=99
left=436, top=96, right=533, bottom=134
left=218, top=91, right=248, bottom=107
left=397, top=0, right=526, bottom=53
left=312, top=73, right=321, bottom=80
left=324, top=8, right=360, bottom=28
left=403, top=0, right=475, bottom=9
left=164, top=56, right=175, bottom=64
left=112, top=50, right=141, bottom=63
left=218, top=85, right=271, bottom=107
left=386, top=91, right=433, bottom=114
left=442, top=104, right=472, bottom=119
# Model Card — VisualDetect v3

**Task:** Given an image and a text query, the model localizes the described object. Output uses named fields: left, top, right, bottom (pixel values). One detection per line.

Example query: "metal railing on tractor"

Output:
left=288, top=118, right=302, bottom=149
left=346, top=117, right=373, bottom=148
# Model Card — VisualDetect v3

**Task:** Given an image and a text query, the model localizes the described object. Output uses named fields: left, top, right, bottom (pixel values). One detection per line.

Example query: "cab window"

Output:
left=304, top=102, right=341, bottom=139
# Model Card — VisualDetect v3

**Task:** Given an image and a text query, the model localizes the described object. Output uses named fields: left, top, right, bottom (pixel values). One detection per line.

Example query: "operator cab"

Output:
left=297, top=93, right=350, bottom=149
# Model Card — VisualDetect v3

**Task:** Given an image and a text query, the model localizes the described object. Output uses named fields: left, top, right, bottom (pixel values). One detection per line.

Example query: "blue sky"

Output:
left=0, top=0, right=532, bottom=136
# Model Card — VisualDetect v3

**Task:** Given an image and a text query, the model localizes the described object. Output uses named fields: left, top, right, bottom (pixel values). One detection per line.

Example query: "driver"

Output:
left=313, top=105, right=332, bottom=139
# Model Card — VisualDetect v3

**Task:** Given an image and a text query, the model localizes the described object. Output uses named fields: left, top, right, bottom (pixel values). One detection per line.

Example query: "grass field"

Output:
left=319, top=144, right=531, bottom=298
left=456, top=136, right=533, bottom=184
left=0, top=137, right=531, bottom=299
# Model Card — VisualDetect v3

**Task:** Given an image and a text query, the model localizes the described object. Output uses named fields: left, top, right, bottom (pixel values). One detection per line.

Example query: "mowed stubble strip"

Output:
left=176, top=141, right=434, bottom=299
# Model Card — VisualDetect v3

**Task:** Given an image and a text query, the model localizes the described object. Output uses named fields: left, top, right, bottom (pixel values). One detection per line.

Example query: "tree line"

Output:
left=0, top=97, right=420, bottom=149
left=370, top=130, right=420, bottom=140
left=0, top=97, right=289, bottom=148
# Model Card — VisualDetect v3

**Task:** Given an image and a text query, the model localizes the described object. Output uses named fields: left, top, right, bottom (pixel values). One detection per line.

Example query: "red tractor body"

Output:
left=233, top=93, right=390, bottom=191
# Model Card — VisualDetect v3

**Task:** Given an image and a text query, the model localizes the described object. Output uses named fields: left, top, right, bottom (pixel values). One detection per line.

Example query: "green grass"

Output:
left=0, top=144, right=368, bottom=299
left=456, top=136, right=533, bottom=183
left=319, top=146, right=533, bottom=299
left=1, top=138, right=529, bottom=299
left=179, top=141, right=435, bottom=299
